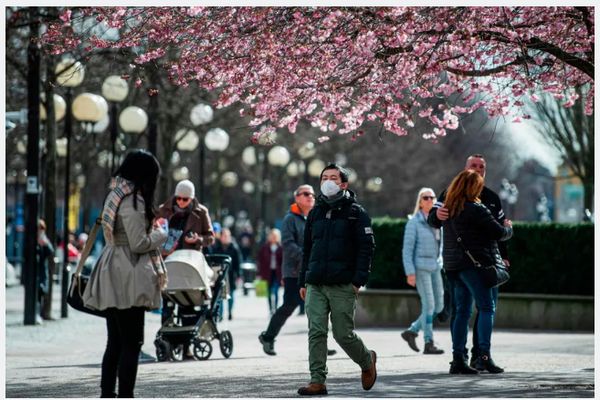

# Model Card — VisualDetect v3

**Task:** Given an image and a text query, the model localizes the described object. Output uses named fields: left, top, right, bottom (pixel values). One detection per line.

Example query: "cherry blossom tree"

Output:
left=42, top=7, right=594, bottom=142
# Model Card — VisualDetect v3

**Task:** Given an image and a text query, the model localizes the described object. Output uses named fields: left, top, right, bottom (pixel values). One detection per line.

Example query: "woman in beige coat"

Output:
left=83, top=149, right=168, bottom=398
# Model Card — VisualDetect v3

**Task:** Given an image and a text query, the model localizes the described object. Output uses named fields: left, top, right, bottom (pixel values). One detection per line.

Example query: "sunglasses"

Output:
left=421, top=196, right=435, bottom=200
left=176, top=197, right=191, bottom=202
left=297, top=192, right=315, bottom=198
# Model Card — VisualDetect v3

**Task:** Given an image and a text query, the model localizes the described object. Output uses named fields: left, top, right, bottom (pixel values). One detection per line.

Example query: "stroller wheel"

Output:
left=154, top=339, right=171, bottom=362
left=219, top=330, right=234, bottom=358
left=193, top=339, right=212, bottom=360
left=170, top=344, right=184, bottom=361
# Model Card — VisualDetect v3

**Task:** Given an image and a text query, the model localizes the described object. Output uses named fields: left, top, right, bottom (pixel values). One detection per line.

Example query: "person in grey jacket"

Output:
left=83, top=149, right=168, bottom=398
left=259, top=184, right=315, bottom=355
left=400, top=188, right=445, bottom=355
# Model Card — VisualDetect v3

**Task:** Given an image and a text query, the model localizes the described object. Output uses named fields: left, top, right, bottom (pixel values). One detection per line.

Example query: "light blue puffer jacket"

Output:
left=402, top=210, right=442, bottom=275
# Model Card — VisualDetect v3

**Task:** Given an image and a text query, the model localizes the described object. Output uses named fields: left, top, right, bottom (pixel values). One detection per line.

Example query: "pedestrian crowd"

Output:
left=54, top=149, right=512, bottom=397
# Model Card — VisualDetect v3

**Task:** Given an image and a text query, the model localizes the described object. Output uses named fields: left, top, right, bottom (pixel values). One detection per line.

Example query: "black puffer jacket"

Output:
left=298, top=190, right=375, bottom=288
left=442, top=202, right=512, bottom=271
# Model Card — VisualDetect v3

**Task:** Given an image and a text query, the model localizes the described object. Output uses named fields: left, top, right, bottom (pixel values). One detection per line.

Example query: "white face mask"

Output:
left=320, top=180, right=341, bottom=197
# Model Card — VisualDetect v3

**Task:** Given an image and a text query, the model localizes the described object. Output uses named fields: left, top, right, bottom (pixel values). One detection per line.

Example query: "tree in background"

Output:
left=528, top=85, right=594, bottom=215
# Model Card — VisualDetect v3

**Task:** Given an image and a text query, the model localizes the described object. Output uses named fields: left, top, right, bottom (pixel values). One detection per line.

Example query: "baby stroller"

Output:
left=154, top=250, right=233, bottom=361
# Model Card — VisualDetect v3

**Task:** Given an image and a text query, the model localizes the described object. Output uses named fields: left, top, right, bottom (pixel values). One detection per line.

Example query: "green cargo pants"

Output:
left=305, top=283, right=373, bottom=384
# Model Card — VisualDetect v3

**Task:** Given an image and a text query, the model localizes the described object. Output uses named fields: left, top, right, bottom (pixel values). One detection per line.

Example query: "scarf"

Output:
left=102, top=177, right=166, bottom=278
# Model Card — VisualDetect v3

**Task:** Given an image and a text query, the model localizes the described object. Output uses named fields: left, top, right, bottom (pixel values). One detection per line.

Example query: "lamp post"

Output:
left=102, top=75, right=129, bottom=173
left=204, top=127, right=229, bottom=220
left=57, top=92, right=107, bottom=318
left=55, top=57, right=85, bottom=319
left=190, top=103, right=214, bottom=202
left=268, top=146, right=291, bottom=221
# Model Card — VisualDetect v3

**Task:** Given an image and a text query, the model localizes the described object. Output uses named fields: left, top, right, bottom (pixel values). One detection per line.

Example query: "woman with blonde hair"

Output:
left=401, top=188, right=444, bottom=355
left=442, top=170, right=512, bottom=374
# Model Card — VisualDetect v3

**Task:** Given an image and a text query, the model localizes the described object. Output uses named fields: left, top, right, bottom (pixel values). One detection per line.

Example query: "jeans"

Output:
left=472, top=286, right=499, bottom=357
left=305, top=284, right=372, bottom=384
left=267, top=270, right=281, bottom=313
left=448, top=268, right=495, bottom=357
left=408, top=269, right=444, bottom=343
left=101, top=307, right=145, bottom=398
left=264, top=277, right=302, bottom=340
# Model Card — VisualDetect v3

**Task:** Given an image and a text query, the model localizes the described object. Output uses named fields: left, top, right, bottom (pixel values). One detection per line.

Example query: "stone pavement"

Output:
left=4, top=284, right=595, bottom=398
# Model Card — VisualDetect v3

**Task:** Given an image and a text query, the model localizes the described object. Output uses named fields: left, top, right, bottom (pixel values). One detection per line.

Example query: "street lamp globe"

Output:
left=190, top=103, right=214, bottom=126
left=119, top=106, right=148, bottom=134
left=242, top=146, right=257, bottom=166
left=55, top=58, right=85, bottom=87
left=366, top=177, right=383, bottom=192
left=221, top=171, right=239, bottom=187
left=242, top=180, right=255, bottom=194
left=298, top=142, right=317, bottom=159
left=55, top=138, right=68, bottom=157
left=286, top=160, right=305, bottom=177
left=268, top=145, right=290, bottom=167
left=101, top=75, right=129, bottom=102
left=175, top=129, right=200, bottom=151
left=171, top=151, right=181, bottom=166
left=72, top=93, right=108, bottom=123
left=346, top=168, right=358, bottom=184
left=173, top=166, right=190, bottom=181
left=308, top=159, right=326, bottom=178
left=40, top=94, right=66, bottom=122
left=205, top=128, right=229, bottom=151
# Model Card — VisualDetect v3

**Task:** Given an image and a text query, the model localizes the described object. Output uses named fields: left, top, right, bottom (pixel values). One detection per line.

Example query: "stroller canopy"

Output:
left=164, top=250, right=215, bottom=297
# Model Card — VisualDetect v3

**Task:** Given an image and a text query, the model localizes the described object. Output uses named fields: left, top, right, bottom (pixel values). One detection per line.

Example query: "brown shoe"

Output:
left=361, top=350, right=377, bottom=390
left=298, top=383, right=328, bottom=396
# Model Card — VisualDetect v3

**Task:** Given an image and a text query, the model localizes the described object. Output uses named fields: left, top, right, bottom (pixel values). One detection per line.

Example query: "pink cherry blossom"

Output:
left=41, top=7, right=594, bottom=140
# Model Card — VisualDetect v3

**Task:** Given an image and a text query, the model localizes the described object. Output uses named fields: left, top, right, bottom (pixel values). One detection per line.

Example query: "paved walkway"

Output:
left=4, top=284, right=595, bottom=397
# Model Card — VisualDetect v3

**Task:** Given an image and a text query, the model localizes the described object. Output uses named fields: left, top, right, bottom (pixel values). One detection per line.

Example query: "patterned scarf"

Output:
left=102, top=177, right=166, bottom=277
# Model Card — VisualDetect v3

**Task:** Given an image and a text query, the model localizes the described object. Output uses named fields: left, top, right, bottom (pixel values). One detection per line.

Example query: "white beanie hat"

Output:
left=175, top=179, right=195, bottom=199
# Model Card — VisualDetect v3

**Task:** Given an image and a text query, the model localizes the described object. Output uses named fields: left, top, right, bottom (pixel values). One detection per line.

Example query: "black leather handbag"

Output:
left=67, top=218, right=107, bottom=318
left=450, top=220, right=510, bottom=288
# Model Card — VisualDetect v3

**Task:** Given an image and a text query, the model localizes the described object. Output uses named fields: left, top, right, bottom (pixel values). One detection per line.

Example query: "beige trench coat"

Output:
left=83, top=194, right=168, bottom=311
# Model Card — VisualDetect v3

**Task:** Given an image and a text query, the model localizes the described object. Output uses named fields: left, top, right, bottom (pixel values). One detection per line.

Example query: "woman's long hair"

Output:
left=444, top=170, right=484, bottom=218
left=113, top=149, right=161, bottom=225
left=411, top=187, right=435, bottom=217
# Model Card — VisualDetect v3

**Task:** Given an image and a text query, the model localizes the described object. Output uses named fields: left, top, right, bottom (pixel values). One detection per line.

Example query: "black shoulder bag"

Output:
left=449, top=220, right=510, bottom=288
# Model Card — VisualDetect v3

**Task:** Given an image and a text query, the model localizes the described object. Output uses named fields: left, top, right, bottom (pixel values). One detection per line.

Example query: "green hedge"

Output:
left=368, top=218, right=594, bottom=296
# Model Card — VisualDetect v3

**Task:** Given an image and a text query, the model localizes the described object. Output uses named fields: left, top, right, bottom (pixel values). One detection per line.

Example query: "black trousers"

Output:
left=101, top=307, right=145, bottom=398
left=264, top=277, right=302, bottom=340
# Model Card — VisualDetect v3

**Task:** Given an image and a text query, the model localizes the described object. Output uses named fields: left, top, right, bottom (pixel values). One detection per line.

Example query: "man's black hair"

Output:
left=320, top=163, right=349, bottom=183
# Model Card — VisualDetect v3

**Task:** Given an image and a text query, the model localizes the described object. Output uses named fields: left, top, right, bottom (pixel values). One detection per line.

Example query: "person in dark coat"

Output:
left=36, top=219, right=54, bottom=319
left=439, top=170, right=512, bottom=374
left=428, top=154, right=512, bottom=371
left=297, top=164, right=377, bottom=396
left=257, top=228, right=283, bottom=314
left=211, top=227, right=242, bottom=320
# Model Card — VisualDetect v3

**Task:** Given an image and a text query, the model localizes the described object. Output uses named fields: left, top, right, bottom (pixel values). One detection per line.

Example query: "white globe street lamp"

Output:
left=119, top=106, right=148, bottom=134
left=55, top=58, right=85, bottom=88
left=308, top=159, right=326, bottom=178
left=366, top=177, right=383, bottom=193
left=173, top=166, right=190, bottom=181
left=102, top=75, right=130, bottom=172
left=72, top=93, right=109, bottom=123
left=242, top=146, right=257, bottom=166
left=190, top=103, right=214, bottom=126
left=286, top=160, right=306, bottom=177
left=221, top=171, right=239, bottom=188
left=205, top=128, right=230, bottom=152
left=40, top=94, right=66, bottom=122
left=268, top=145, right=291, bottom=167
left=242, top=180, right=255, bottom=194
left=175, top=129, right=200, bottom=151
left=298, top=142, right=317, bottom=160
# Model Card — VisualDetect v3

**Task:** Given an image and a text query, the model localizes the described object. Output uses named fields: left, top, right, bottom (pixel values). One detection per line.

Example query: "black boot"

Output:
left=476, top=354, right=504, bottom=373
left=449, top=353, right=479, bottom=374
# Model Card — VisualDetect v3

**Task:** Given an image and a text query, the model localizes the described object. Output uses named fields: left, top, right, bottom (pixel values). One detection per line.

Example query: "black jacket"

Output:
left=298, top=190, right=375, bottom=288
left=441, top=202, right=512, bottom=271
left=428, top=186, right=508, bottom=259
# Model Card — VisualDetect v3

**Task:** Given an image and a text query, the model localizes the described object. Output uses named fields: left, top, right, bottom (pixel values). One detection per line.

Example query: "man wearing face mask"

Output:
left=297, top=164, right=377, bottom=396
